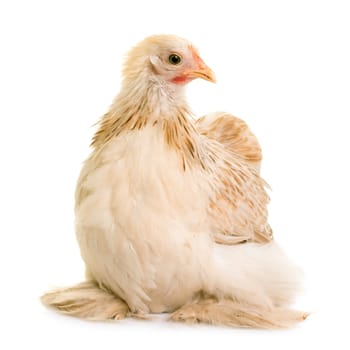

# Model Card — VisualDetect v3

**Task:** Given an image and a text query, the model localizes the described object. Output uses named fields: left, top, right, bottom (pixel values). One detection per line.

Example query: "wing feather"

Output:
left=196, top=112, right=262, bottom=172
left=197, top=112, right=273, bottom=244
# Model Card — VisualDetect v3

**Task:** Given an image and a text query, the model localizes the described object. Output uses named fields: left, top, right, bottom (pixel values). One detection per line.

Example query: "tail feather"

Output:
left=211, top=242, right=303, bottom=309
left=41, top=281, right=129, bottom=321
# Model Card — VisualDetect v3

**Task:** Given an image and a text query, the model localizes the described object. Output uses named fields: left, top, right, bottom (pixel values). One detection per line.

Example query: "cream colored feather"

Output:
left=42, top=35, right=307, bottom=328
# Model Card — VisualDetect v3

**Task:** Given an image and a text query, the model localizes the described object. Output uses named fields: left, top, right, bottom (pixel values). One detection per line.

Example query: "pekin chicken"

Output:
left=41, top=35, right=307, bottom=328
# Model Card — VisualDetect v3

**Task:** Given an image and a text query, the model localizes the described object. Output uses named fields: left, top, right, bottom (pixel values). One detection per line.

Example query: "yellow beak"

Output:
left=187, top=67, right=216, bottom=83
left=187, top=48, right=216, bottom=83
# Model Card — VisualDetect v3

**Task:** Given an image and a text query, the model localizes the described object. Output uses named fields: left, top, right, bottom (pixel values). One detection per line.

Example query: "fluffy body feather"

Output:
left=42, top=35, right=306, bottom=328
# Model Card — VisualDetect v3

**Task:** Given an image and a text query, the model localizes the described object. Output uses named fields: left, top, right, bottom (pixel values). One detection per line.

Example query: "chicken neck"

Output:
left=92, top=75, right=204, bottom=169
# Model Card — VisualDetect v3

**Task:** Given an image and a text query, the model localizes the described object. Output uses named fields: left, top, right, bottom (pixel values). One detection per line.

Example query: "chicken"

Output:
left=41, top=35, right=307, bottom=328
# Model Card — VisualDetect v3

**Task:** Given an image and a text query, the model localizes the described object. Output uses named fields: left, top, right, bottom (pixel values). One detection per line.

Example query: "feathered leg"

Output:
left=170, top=295, right=308, bottom=329
left=41, top=281, right=130, bottom=321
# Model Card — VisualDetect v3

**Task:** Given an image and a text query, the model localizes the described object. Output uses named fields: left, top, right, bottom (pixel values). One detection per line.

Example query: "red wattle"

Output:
left=171, top=75, right=190, bottom=84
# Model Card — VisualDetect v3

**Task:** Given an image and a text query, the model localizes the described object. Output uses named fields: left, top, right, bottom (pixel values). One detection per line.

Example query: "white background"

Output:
left=1, top=0, right=349, bottom=349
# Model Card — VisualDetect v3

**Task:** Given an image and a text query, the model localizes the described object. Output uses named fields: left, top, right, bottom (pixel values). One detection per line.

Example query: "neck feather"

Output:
left=91, top=74, right=204, bottom=169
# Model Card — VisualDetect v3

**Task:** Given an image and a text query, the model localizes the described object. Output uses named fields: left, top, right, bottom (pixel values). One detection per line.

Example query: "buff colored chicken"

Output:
left=42, top=35, right=307, bottom=328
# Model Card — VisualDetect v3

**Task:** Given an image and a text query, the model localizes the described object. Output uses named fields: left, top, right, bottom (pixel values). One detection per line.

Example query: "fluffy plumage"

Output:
left=42, top=35, right=307, bottom=328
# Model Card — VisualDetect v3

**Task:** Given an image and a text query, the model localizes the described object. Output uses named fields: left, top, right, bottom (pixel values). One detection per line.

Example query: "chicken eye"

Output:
left=168, top=54, right=182, bottom=65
